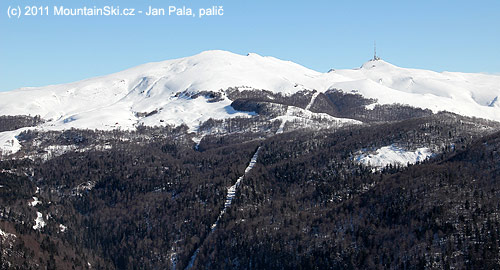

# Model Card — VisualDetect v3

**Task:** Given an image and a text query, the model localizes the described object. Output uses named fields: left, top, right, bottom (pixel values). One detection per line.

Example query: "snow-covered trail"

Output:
left=184, top=147, right=261, bottom=269
left=275, top=108, right=288, bottom=134
left=211, top=147, right=260, bottom=231
left=305, top=91, right=320, bottom=111
left=276, top=91, right=319, bottom=134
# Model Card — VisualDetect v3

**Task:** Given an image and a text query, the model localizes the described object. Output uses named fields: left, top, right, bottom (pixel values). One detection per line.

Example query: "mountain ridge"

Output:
left=0, top=50, right=499, bottom=136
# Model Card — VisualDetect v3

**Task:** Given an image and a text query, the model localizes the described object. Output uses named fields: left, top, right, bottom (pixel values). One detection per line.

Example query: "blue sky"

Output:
left=1, top=0, right=499, bottom=91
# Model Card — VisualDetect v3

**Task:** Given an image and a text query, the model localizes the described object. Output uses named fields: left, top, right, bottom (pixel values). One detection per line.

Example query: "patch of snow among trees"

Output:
left=274, top=105, right=361, bottom=134
left=28, top=196, right=42, bottom=207
left=355, top=144, right=434, bottom=170
left=0, top=228, right=16, bottom=239
left=72, top=181, right=96, bottom=196
left=33, top=211, right=46, bottom=230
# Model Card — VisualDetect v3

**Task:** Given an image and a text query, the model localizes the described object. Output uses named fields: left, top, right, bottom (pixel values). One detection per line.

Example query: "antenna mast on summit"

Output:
left=373, top=41, right=380, bottom=61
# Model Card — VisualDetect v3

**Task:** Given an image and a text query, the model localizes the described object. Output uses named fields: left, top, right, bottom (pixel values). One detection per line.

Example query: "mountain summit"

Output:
left=0, top=50, right=499, bottom=132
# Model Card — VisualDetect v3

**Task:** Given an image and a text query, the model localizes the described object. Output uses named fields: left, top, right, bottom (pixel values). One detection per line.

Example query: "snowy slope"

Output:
left=327, top=60, right=500, bottom=120
left=355, top=145, right=434, bottom=170
left=0, top=128, right=30, bottom=155
left=0, top=50, right=335, bottom=132
left=0, top=50, right=499, bottom=133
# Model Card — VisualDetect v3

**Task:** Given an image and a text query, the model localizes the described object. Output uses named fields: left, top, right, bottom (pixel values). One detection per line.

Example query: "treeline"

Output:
left=228, top=87, right=436, bottom=123
left=0, top=115, right=43, bottom=132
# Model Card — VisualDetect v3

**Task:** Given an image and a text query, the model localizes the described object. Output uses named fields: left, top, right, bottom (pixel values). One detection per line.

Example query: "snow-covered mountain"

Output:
left=1, top=50, right=499, bottom=132
left=328, top=60, right=500, bottom=121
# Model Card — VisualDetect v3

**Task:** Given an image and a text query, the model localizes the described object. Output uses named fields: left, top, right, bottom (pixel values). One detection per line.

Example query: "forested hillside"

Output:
left=1, top=111, right=499, bottom=269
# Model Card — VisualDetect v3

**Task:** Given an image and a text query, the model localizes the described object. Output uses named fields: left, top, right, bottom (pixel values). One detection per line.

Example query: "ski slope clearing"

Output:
left=186, top=147, right=261, bottom=269
left=218, top=147, right=260, bottom=224
left=274, top=105, right=361, bottom=134
left=0, top=128, right=27, bottom=156
left=355, top=144, right=434, bottom=170
left=305, top=91, right=320, bottom=111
